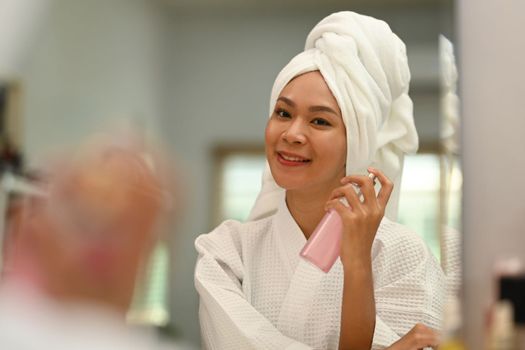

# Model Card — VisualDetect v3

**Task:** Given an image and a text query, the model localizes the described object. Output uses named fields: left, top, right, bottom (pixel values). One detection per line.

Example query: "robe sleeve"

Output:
left=370, top=223, right=446, bottom=349
left=194, top=226, right=313, bottom=350
left=276, top=223, right=445, bottom=350
left=274, top=255, right=402, bottom=350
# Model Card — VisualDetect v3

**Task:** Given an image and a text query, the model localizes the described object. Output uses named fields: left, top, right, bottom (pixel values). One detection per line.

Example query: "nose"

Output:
left=282, top=118, right=307, bottom=144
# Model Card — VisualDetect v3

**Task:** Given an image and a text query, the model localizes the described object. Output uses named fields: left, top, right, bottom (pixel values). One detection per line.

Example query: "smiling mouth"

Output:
left=277, top=152, right=311, bottom=164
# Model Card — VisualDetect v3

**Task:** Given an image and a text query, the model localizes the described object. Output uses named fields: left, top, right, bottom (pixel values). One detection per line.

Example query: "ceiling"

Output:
left=160, top=0, right=452, bottom=12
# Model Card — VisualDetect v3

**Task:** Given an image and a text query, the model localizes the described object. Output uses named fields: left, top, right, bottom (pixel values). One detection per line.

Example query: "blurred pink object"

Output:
left=300, top=209, right=342, bottom=273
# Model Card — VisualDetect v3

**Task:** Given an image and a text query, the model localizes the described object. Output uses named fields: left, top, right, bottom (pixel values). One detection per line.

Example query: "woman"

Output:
left=195, top=11, right=444, bottom=350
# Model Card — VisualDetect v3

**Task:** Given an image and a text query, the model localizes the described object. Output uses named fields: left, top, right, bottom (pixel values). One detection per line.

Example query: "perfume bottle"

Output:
left=299, top=208, right=343, bottom=273
left=299, top=172, right=376, bottom=273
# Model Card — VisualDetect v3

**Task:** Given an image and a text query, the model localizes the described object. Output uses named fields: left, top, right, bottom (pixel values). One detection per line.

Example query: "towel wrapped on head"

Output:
left=249, top=11, right=418, bottom=221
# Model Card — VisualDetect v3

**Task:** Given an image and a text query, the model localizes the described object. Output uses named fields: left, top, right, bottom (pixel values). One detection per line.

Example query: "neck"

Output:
left=286, top=185, right=334, bottom=239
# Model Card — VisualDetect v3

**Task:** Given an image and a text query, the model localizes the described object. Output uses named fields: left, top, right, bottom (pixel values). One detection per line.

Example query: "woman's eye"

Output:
left=276, top=109, right=291, bottom=119
left=312, top=118, right=331, bottom=126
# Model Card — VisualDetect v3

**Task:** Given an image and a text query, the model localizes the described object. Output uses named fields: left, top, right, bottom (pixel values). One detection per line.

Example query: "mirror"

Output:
left=168, top=0, right=457, bottom=344
left=0, top=0, right=456, bottom=347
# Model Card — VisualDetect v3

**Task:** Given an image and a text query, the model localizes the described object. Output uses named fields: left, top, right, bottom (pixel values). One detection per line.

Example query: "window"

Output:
left=398, top=154, right=442, bottom=258
left=216, top=153, right=267, bottom=223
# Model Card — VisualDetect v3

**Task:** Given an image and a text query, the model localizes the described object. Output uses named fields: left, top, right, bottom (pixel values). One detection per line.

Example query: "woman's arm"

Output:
left=326, top=168, right=394, bottom=350
left=372, top=231, right=445, bottom=349
left=339, top=255, right=376, bottom=350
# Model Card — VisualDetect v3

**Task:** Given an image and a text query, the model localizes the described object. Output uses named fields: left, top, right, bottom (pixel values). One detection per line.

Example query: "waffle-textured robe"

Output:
left=195, top=199, right=445, bottom=350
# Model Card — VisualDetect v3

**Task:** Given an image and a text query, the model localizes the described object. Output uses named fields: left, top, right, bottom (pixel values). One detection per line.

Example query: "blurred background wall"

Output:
left=20, top=0, right=168, bottom=165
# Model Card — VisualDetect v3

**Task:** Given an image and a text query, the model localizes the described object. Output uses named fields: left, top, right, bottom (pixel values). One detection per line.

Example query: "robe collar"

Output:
left=273, top=196, right=308, bottom=277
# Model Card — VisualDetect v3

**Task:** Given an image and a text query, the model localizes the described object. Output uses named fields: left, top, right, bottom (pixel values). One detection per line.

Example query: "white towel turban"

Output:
left=439, top=35, right=460, bottom=156
left=248, top=11, right=418, bottom=221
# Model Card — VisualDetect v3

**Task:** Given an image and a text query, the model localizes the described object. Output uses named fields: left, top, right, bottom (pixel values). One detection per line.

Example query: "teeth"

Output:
left=281, top=153, right=308, bottom=162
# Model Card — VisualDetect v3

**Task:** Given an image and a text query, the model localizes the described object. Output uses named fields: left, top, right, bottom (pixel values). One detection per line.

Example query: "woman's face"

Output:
left=265, top=71, right=347, bottom=194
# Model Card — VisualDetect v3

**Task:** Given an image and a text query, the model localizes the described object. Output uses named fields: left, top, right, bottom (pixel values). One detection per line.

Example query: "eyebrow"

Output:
left=277, top=97, right=296, bottom=107
left=276, top=96, right=340, bottom=117
left=309, top=105, right=339, bottom=116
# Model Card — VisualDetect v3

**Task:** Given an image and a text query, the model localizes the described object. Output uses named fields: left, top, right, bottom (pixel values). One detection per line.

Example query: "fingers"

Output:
left=325, top=197, right=350, bottom=218
left=340, top=173, right=377, bottom=204
left=328, top=184, right=361, bottom=213
left=409, top=323, right=440, bottom=349
left=387, top=323, right=441, bottom=350
left=331, top=169, right=394, bottom=224
left=366, top=167, right=393, bottom=210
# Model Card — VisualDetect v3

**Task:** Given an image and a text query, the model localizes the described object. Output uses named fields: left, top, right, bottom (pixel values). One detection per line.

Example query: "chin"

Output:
left=269, top=160, right=317, bottom=190
left=273, top=174, right=308, bottom=191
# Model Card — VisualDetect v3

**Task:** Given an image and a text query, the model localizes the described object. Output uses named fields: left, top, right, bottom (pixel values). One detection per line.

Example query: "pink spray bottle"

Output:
left=299, top=172, right=377, bottom=273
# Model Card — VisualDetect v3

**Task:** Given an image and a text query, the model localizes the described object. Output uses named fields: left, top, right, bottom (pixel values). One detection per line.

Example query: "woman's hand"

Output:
left=325, top=167, right=393, bottom=267
left=333, top=168, right=393, bottom=350
left=386, top=323, right=440, bottom=350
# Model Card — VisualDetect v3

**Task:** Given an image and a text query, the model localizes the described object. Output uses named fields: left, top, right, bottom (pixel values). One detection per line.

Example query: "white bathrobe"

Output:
left=195, top=198, right=445, bottom=350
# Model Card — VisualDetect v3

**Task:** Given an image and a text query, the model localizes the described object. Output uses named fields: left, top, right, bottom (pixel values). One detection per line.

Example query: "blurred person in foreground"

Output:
left=0, top=137, right=184, bottom=349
